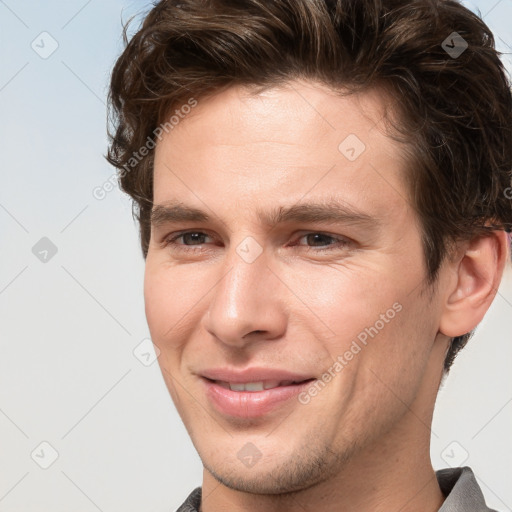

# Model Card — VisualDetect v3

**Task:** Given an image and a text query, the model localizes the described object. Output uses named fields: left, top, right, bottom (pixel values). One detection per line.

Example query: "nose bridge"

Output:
left=204, top=237, right=283, bottom=345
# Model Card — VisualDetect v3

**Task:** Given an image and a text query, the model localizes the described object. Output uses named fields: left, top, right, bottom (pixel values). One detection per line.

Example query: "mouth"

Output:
left=201, top=377, right=317, bottom=418
left=206, top=378, right=314, bottom=392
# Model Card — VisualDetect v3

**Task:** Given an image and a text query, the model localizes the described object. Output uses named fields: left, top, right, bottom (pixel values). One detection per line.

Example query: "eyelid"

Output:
left=293, top=232, right=352, bottom=250
left=163, top=229, right=215, bottom=246
left=162, top=229, right=353, bottom=253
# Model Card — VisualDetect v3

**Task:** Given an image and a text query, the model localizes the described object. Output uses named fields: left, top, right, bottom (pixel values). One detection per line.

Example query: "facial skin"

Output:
left=144, top=80, right=508, bottom=511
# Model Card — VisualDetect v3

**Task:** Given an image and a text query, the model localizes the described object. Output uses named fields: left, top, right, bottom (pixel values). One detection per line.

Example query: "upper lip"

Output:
left=199, top=367, right=316, bottom=384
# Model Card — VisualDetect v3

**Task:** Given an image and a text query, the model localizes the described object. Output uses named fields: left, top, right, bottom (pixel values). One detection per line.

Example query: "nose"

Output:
left=201, top=240, right=287, bottom=348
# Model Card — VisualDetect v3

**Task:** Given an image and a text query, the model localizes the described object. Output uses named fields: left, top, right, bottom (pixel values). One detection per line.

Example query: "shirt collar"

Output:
left=436, top=466, right=496, bottom=512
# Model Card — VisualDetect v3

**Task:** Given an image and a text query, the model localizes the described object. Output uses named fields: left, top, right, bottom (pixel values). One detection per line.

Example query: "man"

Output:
left=106, top=0, right=512, bottom=510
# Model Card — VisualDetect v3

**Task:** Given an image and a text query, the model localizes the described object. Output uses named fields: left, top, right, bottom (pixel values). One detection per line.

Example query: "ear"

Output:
left=439, top=230, right=510, bottom=338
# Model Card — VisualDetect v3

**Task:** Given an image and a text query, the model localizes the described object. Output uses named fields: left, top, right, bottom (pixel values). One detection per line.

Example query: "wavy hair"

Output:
left=107, top=0, right=512, bottom=371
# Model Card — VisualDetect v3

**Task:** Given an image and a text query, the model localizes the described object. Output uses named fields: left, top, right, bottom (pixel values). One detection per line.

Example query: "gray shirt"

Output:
left=175, top=466, right=498, bottom=511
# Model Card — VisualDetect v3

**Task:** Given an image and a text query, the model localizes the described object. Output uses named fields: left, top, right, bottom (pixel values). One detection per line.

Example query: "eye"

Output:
left=293, top=232, right=351, bottom=252
left=164, top=231, right=214, bottom=252
left=162, top=230, right=352, bottom=254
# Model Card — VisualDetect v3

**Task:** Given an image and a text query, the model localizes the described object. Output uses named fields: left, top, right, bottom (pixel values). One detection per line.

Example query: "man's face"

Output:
left=145, top=80, right=448, bottom=493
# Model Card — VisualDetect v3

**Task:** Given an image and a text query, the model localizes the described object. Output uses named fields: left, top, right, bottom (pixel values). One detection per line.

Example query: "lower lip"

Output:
left=201, top=378, right=316, bottom=418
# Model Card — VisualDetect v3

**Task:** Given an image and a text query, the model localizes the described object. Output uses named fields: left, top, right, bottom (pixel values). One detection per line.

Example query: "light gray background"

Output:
left=0, top=1, right=511, bottom=510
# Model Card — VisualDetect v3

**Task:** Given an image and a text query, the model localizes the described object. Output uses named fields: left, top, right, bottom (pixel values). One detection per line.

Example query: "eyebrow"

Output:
left=150, top=199, right=379, bottom=230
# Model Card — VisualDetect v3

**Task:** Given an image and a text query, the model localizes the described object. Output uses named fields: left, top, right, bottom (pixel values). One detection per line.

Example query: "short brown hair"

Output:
left=106, top=0, right=512, bottom=372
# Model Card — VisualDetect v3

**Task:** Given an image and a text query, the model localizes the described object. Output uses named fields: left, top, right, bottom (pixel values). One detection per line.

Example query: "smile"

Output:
left=212, top=379, right=308, bottom=391
left=202, top=377, right=317, bottom=418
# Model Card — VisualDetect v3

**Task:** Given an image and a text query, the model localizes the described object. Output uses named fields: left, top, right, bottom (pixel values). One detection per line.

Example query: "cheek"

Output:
left=328, top=304, right=434, bottom=445
left=143, top=261, right=187, bottom=349
left=287, top=262, right=405, bottom=350
left=353, top=289, right=437, bottom=408
left=143, top=263, right=197, bottom=406
left=143, top=268, right=169, bottom=338
left=312, top=263, right=433, bottom=397
left=143, top=259, right=213, bottom=352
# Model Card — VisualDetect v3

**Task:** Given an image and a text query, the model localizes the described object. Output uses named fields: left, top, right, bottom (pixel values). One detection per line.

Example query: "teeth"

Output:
left=214, top=380, right=302, bottom=391
left=229, top=381, right=266, bottom=391
left=230, top=382, right=249, bottom=391
left=243, top=382, right=264, bottom=391
left=264, top=380, right=283, bottom=389
left=214, top=380, right=284, bottom=391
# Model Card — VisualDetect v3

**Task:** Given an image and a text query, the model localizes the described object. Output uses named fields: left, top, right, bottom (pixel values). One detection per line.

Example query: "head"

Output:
left=107, top=0, right=512, bottom=499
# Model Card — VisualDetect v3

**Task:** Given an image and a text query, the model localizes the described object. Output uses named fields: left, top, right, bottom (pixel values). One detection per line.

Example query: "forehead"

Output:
left=152, top=80, right=412, bottom=224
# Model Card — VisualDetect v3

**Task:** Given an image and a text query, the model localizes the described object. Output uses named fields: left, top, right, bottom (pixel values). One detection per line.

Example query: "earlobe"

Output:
left=439, top=231, right=509, bottom=338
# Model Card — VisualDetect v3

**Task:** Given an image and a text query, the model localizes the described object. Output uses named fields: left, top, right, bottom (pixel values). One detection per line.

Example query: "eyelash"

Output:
left=162, top=231, right=351, bottom=253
